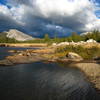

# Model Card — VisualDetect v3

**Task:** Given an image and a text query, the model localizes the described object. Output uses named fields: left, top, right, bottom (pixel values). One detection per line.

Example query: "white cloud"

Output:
left=0, top=4, right=11, bottom=15
left=0, top=4, right=25, bottom=25
left=34, top=0, right=93, bottom=16
left=31, top=0, right=100, bottom=31
left=0, top=0, right=100, bottom=36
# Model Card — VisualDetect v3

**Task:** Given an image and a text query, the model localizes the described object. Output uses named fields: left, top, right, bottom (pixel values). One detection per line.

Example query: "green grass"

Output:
left=55, top=45, right=100, bottom=59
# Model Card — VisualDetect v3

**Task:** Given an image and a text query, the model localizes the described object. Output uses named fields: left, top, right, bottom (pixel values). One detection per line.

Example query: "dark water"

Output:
left=0, top=47, right=38, bottom=60
left=0, top=47, right=100, bottom=100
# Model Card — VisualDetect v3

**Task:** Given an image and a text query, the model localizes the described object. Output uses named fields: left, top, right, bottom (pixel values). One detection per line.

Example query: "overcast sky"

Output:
left=0, top=0, right=100, bottom=37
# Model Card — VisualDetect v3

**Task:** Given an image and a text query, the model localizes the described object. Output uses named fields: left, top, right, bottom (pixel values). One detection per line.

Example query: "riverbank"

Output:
left=75, top=63, right=100, bottom=91
left=57, top=61, right=100, bottom=92
left=0, top=43, right=47, bottom=47
left=0, top=42, right=100, bottom=91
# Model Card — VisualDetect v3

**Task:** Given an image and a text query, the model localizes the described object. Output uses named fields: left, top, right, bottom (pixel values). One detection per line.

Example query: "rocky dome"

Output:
left=6, top=29, right=34, bottom=41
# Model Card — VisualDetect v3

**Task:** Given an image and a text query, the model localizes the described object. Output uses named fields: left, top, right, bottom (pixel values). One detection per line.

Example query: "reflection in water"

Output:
left=0, top=47, right=100, bottom=100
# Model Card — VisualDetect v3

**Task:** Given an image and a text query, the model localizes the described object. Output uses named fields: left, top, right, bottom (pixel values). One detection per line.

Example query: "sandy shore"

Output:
left=73, top=63, right=100, bottom=90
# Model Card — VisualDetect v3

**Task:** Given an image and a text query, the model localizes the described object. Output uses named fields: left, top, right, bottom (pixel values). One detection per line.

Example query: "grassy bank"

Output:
left=0, top=43, right=47, bottom=47
left=55, top=45, right=100, bottom=59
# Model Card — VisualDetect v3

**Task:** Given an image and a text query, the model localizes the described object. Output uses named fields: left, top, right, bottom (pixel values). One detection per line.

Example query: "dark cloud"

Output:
left=0, top=13, right=24, bottom=32
left=0, top=0, right=100, bottom=37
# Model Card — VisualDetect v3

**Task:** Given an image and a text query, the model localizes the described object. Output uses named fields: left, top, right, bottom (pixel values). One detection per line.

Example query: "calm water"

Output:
left=0, top=47, right=100, bottom=100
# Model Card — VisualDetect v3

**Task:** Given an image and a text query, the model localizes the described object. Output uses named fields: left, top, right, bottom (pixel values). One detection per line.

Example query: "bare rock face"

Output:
left=6, top=29, right=34, bottom=41
left=67, top=52, right=83, bottom=61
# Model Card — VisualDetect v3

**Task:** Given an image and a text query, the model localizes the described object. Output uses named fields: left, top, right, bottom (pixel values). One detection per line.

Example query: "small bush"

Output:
left=55, top=45, right=100, bottom=59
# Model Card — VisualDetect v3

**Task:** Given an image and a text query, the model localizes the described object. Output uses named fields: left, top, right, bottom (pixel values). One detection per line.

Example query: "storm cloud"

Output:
left=0, top=0, right=100, bottom=37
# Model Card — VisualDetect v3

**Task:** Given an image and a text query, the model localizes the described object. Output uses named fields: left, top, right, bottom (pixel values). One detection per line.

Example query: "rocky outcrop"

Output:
left=0, top=59, right=13, bottom=66
left=6, top=29, right=34, bottom=41
left=0, top=47, right=54, bottom=66
left=52, top=40, right=99, bottom=48
left=66, top=52, right=83, bottom=61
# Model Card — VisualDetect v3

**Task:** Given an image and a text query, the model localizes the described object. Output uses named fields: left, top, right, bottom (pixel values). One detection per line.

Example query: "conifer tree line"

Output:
left=0, top=30, right=100, bottom=43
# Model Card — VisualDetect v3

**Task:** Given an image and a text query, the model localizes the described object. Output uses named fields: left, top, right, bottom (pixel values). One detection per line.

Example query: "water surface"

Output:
left=0, top=47, right=100, bottom=100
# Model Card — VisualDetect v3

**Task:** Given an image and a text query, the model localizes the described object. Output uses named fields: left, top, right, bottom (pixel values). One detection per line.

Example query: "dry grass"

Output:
left=0, top=43, right=48, bottom=47
left=55, top=45, right=100, bottom=59
left=74, top=63, right=100, bottom=89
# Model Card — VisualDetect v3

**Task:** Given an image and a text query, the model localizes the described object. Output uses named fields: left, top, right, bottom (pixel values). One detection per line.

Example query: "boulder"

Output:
left=67, top=52, right=83, bottom=61
left=86, top=39, right=97, bottom=43
left=52, top=43, right=57, bottom=46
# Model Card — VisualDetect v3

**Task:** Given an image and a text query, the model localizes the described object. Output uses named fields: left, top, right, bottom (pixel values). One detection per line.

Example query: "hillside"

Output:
left=0, top=29, right=34, bottom=41
left=6, top=29, right=34, bottom=41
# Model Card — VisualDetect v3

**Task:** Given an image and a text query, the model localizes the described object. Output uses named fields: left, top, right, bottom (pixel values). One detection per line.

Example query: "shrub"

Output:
left=55, top=45, right=100, bottom=59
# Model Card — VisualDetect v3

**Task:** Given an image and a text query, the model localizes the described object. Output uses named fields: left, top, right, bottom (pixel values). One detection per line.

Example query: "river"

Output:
left=0, top=47, right=100, bottom=100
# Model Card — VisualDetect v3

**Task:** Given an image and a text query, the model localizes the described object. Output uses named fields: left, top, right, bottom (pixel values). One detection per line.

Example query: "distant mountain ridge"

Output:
left=4, top=29, right=34, bottom=41
left=80, top=32, right=92, bottom=36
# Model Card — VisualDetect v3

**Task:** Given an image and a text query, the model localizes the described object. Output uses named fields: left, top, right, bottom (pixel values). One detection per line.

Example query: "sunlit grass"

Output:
left=55, top=45, right=100, bottom=59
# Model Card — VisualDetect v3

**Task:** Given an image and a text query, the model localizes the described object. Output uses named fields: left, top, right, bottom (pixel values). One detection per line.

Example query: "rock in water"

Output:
left=6, top=29, right=34, bottom=41
left=67, top=52, right=83, bottom=61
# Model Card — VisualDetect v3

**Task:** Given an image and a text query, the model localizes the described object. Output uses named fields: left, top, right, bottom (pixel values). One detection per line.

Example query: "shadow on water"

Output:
left=0, top=62, right=100, bottom=100
left=0, top=47, right=100, bottom=100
